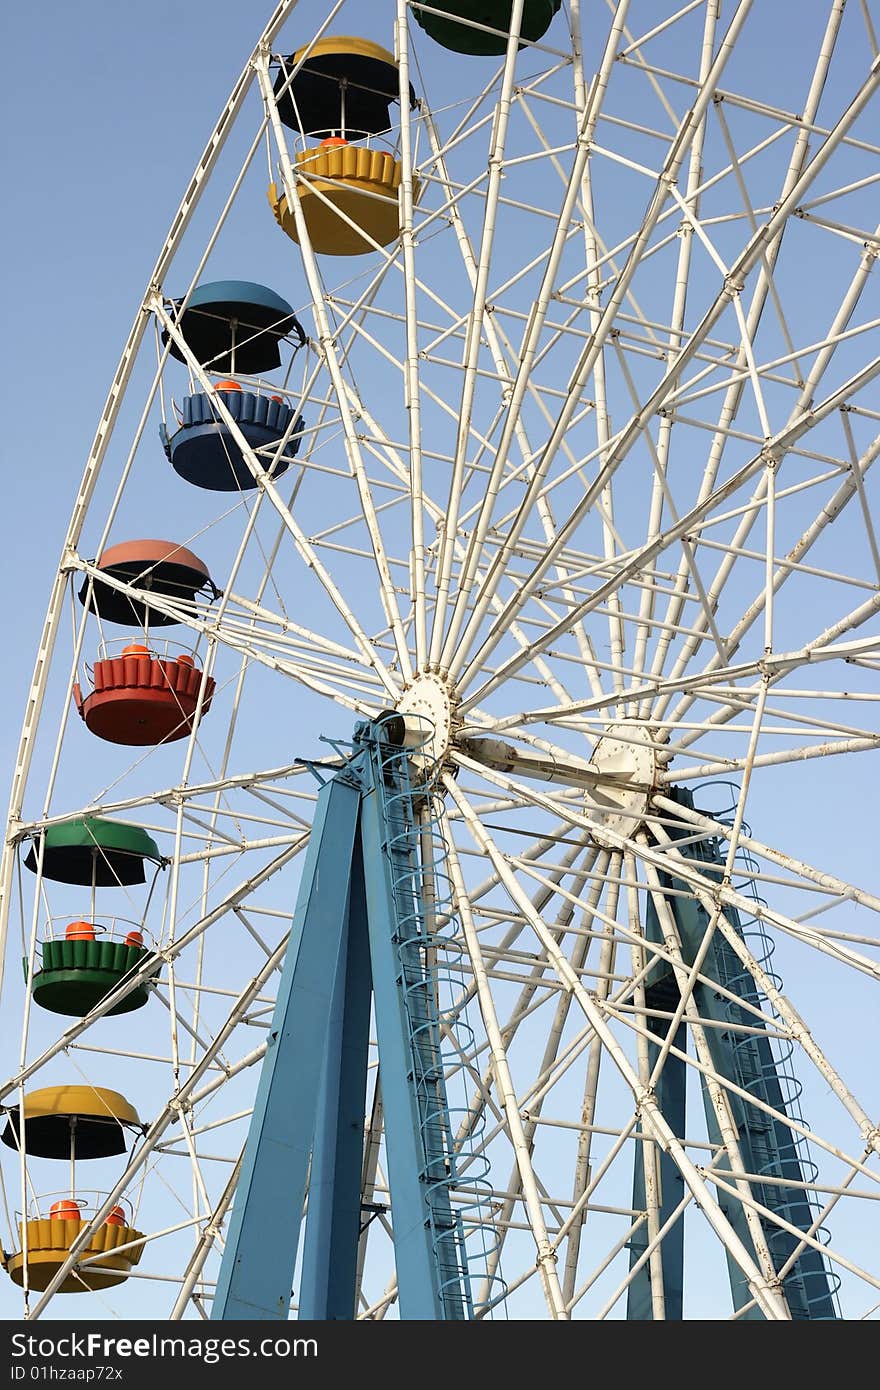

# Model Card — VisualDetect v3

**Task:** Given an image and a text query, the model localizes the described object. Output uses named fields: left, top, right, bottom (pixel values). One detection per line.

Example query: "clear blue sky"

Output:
left=1, top=3, right=277, bottom=729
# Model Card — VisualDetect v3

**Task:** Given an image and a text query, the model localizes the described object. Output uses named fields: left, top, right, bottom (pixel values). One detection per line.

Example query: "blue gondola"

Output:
left=159, top=280, right=307, bottom=490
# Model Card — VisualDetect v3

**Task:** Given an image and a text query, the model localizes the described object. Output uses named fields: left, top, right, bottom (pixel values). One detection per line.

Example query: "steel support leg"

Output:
left=298, top=839, right=372, bottom=1319
left=211, top=775, right=360, bottom=1319
left=360, top=772, right=461, bottom=1319
left=213, top=723, right=473, bottom=1322
left=636, top=787, right=839, bottom=1320
left=627, top=975, right=686, bottom=1320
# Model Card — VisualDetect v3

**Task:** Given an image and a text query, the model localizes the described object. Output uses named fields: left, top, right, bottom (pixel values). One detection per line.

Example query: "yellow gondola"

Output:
left=269, top=37, right=419, bottom=256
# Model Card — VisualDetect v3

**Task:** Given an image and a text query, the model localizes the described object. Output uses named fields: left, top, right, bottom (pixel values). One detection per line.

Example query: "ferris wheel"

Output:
left=1, top=0, right=878, bottom=1321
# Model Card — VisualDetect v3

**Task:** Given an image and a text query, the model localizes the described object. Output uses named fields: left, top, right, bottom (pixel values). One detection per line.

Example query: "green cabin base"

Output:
left=26, top=940, right=156, bottom=1017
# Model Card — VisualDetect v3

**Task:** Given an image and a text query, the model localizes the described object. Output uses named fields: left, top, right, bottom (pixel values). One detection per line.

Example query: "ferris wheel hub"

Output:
left=588, top=722, right=657, bottom=848
left=395, top=672, right=457, bottom=764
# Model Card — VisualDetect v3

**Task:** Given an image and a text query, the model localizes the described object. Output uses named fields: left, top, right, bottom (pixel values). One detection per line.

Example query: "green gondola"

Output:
left=411, top=1, right=562, bottom=56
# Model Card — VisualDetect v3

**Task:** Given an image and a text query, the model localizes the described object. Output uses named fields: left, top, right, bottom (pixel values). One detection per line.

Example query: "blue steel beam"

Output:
left=213, top=723, right=473, bottom=1322
left=359, top=750, right=466, bottom=1319
left=211, top=773, right=361, bottom=1319
left=688, top=909, right=838, bottom=1318
left=365, top=731, right=471, bottom=1315
left=298, top=837, right=372, bottom=1319
left=634, top=787, right=839, bottom=1320
left=627, top=974, right=686, bottom=1320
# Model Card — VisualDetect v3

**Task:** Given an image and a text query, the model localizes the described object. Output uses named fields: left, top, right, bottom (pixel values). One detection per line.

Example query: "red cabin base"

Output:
left=74, top=654, right=215, bottom=746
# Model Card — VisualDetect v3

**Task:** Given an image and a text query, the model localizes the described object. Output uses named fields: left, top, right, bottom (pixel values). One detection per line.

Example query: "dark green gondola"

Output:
left=22, top=818, right=164, bottom=1016
left=23, top=817, right=163, bottom=886
left=411, top=1, right=562, bottom=56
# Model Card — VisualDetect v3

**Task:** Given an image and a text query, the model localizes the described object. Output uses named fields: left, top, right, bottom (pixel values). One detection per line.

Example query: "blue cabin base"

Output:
left=161, top=390, right=304, bottom=492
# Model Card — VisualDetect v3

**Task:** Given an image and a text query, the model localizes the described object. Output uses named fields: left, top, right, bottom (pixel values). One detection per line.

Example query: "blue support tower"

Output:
left=212, top=718, right=472, bottom=1321
left=627, top=787, right=839, bottom=1320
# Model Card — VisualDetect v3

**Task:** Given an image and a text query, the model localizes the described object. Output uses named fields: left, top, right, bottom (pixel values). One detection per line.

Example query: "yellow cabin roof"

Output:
left=13, top=1085, right=140, bottom=1127
left=292, top=35, right=398, bottom=71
